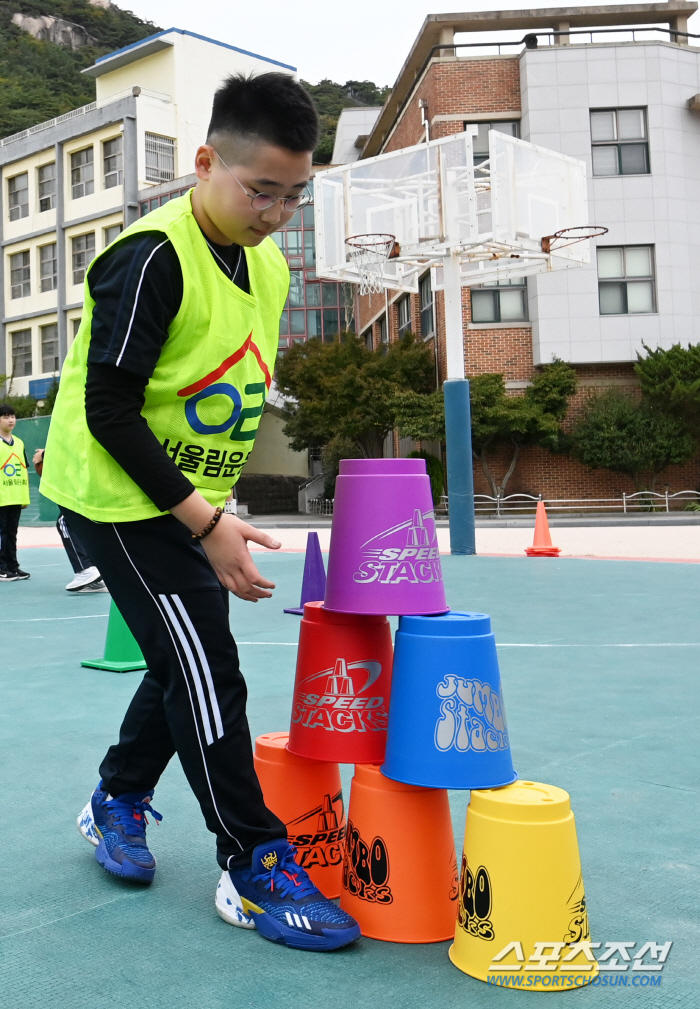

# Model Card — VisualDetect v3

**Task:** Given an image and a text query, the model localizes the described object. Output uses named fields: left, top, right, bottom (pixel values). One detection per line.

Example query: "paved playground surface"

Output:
left=1, top=546, right=697, bottom=1008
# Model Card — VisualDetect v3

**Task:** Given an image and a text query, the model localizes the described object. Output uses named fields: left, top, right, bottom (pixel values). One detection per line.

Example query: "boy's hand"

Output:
left=201, top=514, right=281, bottom=602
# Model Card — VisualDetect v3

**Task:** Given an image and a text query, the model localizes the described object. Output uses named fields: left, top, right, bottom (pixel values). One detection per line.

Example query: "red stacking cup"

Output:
left=288, top=601, right=394, bottom=765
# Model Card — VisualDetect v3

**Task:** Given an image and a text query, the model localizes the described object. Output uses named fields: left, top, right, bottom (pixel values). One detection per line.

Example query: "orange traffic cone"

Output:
left=253, top=732, right=345, bottom=898
left=340, top=764, right=458, bottom=942
left=525, top=501, right=561, bottom=557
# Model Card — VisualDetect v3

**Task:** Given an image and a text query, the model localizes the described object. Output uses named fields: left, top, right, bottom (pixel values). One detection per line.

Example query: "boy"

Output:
left=0, top=404, right=30, bottom=581
left=41, top=73, right=360, bottom=952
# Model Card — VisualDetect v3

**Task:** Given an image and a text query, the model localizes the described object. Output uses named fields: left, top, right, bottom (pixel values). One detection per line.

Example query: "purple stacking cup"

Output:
left=324, top=459, right=448, bottom=616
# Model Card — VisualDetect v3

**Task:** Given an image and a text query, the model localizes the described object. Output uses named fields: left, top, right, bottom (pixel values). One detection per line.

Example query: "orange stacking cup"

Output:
left=340, top=763, right=458, bottom=942
left=288, top=601, right=394, bottom=765
left=254, top=732, right=345, bottom=898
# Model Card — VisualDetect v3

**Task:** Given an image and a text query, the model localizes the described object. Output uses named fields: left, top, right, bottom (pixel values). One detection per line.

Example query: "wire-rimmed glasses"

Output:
left=214, top=149, right=312, bottom=212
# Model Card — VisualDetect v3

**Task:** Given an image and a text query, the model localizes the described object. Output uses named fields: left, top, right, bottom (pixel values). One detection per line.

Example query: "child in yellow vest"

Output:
left=0, top=404, right=30, bottom=581
left=41, top=73, right=360, bottom=951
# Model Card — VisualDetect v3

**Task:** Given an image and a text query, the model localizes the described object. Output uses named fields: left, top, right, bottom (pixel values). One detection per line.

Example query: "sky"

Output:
left=122, top=0, right=700, bottom=85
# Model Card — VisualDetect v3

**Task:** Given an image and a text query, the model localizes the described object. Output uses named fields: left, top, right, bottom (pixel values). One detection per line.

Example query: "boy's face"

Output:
left=193, top=141, right=312, bottom=247
left=0, top=413, right=16, bottom=436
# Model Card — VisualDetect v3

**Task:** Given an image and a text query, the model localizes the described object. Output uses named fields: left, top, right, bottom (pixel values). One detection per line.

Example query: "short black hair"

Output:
left=207, top=73, right=319, bottom=153
left=0, top=403, right=16, bottom=418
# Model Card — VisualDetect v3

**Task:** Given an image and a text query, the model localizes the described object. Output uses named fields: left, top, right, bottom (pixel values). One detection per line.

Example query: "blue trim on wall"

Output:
left=94, top=27, right=296, bottom=71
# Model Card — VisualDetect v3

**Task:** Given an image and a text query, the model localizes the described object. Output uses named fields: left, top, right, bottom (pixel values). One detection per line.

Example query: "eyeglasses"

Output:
left=214, top=150, right=312, bottom=212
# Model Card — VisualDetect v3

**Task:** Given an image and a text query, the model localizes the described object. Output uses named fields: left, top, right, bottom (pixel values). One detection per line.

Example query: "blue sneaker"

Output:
left=227, top=840, right=361, bottom=951
left=77, top=783, right=162, bottom=884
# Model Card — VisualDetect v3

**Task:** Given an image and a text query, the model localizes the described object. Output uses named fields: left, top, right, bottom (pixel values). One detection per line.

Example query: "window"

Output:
left=39, top=243, right=57, bottom=293
left=397, top=296, right=412, bottom=338
left=471, top=278, right=528, bottom=324
left=72, top=318, right=82, bottom=338
left=378, top=314, right=388, bottom=345
left=38, top=163, right=56, bottom=212
left=40, top=323, right=58, bottom=373
left=465, top=121, right=519, bottom=166
left=363, top=328, right=374, bottom=349
left=104, top=223, right=123, bottom=246
left=71, top=147, right=94, bottom=199
left=598, top=246, right=655, bottom=315
left=10, top=250, right=30, bottom=299
left=590, top=108, right=649, bottom=176
left=11, top=329, right=32, bottom=376
left=72, top=232, right=95, bottom=285
left=103, top=136, right=123, bottom=188
left=289, top=271, right=304, bottom=307
left=8, top=173, right=29, bottom=221
left=145, top=133, right=175, bottom=183
left=419, top=273, right=435, bottom=339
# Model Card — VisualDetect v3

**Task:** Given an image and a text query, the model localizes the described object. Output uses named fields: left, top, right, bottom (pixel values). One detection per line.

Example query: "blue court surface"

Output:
left=1, top=546, right=697, bottom=1008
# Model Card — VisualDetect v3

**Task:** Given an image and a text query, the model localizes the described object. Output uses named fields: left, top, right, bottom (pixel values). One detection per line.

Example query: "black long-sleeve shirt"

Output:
left=85, top=229, right=249, bottom=512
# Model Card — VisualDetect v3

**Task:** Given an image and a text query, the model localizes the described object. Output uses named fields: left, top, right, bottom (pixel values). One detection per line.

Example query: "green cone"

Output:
left=81, top=600, right=148, bottom=673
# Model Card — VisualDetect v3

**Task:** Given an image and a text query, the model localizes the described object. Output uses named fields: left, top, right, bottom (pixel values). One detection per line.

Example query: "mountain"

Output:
left=0, top=1, right=160, bottom=138
left=0, top=3, right=390, bottom=160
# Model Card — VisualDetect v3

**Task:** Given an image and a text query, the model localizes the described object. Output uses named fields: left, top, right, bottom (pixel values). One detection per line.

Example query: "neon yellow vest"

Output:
left=0, top=434, right=30, bottom=506
left=41, top=191, right=289, bottom=522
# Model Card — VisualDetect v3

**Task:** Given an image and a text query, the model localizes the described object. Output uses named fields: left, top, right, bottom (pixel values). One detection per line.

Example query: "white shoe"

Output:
left=66, top=566, right=102, bottom=592
left=215, top=871, right=256, bottom=929
left=77, top=797, right=101, bottom=847
left=77, top=579, right=109, bottom=593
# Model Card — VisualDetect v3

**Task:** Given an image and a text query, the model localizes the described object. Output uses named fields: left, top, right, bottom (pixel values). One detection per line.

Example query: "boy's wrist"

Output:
left=170, top=490, right=217, bottom=533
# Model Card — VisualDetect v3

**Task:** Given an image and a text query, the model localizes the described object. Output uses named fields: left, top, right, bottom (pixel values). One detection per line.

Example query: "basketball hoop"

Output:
left=345, top=234, right=397, bottom=295
left=541, top=226, right=608, bottom=254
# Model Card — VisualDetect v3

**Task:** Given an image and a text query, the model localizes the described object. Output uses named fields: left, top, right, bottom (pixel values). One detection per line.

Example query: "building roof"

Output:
left=362, top=2, right=698, bottom=157
left=82, top=27, right=295, bottom=78
left=331, top=107, right=383, bottom=165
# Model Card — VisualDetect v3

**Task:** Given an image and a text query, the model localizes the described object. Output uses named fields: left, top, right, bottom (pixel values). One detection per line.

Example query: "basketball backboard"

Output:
left=315, top=129, right=590, bottom=292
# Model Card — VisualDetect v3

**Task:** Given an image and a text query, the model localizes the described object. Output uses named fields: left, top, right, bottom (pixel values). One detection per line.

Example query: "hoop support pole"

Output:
left=442, top=253, right=476, bottom=556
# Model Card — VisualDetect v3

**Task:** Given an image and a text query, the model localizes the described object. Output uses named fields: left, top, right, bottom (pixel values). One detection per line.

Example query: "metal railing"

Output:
left=438, top=490, right=700, bottom=516
left=0, top=86, right=170, bottom=148
left=307, top=497, right=334, bottom=515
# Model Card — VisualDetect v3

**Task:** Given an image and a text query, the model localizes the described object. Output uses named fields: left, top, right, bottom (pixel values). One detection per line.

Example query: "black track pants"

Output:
left=0, top=504, right=22, bottom=572
left=63, top=509, right=286, bottom=869
left=57, top=509, right=93, bottom=574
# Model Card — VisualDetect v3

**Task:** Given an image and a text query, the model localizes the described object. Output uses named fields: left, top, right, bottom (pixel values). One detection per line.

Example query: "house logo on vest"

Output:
left=176, top=332, right=271, bottom=440
left=1, top=452, right=26, bottom=481
left=435, top=676, right=509, bottom=753
left=285, top=789, right=346, bottom=871
left=343, top=820, right=392, bottom=904
left=291, top=658, right=388, bottom=733
left=353, top=508, right=443, bottom=586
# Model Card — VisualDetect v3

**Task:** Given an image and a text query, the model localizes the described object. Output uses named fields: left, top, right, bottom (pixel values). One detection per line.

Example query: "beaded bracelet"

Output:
left=192, top=507, right=223, bottom=540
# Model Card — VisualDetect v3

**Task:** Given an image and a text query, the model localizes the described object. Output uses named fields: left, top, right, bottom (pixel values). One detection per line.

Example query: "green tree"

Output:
left=635, top=342, right=700, bottom=438
left=0, top=2, right=159, bottom=138
left=275, top=333, right=435, bottom=463
left=301, top=78, right=390, bottom=164
left=569, top=388, right=696, bottom=491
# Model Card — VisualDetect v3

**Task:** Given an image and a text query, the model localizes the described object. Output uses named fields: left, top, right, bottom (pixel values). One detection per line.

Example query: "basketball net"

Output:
left=346, top=234, right=396, bottom=296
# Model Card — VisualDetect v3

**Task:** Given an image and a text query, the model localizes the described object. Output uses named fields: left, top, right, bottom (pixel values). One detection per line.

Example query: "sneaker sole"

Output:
left=243, top=904, right=361, bottom=951
left=95, top=839, right=155, bottom=884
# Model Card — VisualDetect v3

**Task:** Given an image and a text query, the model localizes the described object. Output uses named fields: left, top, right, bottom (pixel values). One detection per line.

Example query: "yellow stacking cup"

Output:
left=449, top=781, right=598, bottom=992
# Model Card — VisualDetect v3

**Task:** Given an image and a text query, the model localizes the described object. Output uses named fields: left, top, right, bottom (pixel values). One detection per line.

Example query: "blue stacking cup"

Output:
left=382, top=612, right=517, bottom=790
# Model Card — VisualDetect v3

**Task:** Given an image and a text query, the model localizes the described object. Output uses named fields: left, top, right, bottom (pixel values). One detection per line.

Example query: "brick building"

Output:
left=349, top=3, right=700, bottom=500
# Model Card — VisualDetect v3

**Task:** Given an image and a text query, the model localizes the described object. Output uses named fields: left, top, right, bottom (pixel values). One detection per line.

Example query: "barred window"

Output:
left=39, top=243, right=57, bottom=293
left=103, top=136, right=123, bottom=188
left=41, top=323, right=59, bottom=373
left=8, top=173, right=29, bottom=221
left=72, top=232, right=95, bottom=285
left=10, top=250, right=30, bottom=299
left=71, top=147, right=94, bottom=199
left=397, top=296, right=412, bottom=338
left=145, top=133, right=175, bottom=183
left=38, top=163, right=56, bottom=212
left=11, top=329, right=32, bottom=376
